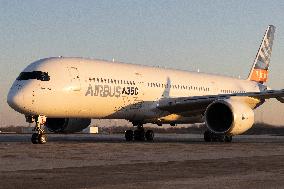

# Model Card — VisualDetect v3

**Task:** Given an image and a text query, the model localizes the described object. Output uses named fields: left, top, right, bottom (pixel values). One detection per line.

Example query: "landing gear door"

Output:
left=68, top=67, right=81, bottom=91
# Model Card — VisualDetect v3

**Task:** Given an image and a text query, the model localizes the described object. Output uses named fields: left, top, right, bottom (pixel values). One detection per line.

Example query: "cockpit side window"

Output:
left=17, top=71, right=50, bottom=81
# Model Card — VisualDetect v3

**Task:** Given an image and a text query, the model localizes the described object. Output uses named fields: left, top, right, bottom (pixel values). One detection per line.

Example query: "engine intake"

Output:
left=205, top=102, right=233, bottom=133
left=205, top=98, right=254, bottom=135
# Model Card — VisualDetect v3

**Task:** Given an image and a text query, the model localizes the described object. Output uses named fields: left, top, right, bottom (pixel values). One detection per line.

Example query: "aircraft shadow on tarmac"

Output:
left=0, top=133, right=284, bottom=144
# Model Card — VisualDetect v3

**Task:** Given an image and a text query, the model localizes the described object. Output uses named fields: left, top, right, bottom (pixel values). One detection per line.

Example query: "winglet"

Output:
left=247, top=25, right=276, bottom=83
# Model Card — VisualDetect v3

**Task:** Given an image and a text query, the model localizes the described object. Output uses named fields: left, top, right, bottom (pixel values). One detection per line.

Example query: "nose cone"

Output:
left=7, top=85, right=25, bottom=113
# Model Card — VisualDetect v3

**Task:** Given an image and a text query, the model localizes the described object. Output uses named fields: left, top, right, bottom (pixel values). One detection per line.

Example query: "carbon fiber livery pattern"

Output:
left=248, top=25, right=275, bottom=83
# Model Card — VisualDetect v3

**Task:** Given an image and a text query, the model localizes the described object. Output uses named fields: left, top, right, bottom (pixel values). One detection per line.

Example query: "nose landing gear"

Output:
left=31, top=116, right=47, bottom=144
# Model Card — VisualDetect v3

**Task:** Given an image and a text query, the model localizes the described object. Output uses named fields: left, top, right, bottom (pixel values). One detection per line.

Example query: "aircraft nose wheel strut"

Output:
left=31, top=116, right=47, bottom=144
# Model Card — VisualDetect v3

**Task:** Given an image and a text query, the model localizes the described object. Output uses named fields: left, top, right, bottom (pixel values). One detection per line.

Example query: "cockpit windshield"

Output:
left=17, top=71, right=50, bottom=81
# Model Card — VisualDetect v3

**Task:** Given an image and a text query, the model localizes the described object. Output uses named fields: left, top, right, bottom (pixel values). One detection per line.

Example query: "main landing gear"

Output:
left=31, top=116, right=47, bottom=144
left=125, top=124, right=154, bottom=142
left=204, top=130, right=232, bottom=143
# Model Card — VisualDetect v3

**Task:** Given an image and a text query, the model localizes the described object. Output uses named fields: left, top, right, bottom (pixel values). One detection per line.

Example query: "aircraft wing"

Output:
left=157, top=89, right=284, bottom=114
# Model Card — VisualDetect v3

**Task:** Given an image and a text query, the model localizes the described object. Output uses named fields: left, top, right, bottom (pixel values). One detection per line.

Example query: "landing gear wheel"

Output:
left=125, top=130, right=134, bottom=141
left=134, top=129, right=145, bottom=141
left=204, top=130, right=233, bottom=143
left=38, top=134, right=47, bottom=144
left=31, top=133, right=47, bottom=144
left=145, top=130, right=154, bottom=141
left=218, top=135, right=225, bottom=142
left=204, top=130, right=212, bottom=142
left=31, top=133, right=39, bottom=144
left=224, top=135, right=232, bottom=142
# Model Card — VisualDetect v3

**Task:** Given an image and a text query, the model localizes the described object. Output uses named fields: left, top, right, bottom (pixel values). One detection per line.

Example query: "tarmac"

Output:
left=0, top=133, right=284, bottom=189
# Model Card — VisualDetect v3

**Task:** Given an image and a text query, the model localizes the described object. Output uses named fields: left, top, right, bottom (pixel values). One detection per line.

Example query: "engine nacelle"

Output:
left=205, top=98, right=254, bottom=135
left=45, top=118, right=91, bottom=133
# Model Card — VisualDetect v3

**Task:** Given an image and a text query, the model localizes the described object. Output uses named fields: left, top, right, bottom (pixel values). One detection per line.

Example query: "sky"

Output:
left=1, top=0, right=284, bottom=126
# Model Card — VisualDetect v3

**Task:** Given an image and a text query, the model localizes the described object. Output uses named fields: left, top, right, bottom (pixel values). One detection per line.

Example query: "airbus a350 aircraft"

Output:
left=7, top=25, right=284, bottom=144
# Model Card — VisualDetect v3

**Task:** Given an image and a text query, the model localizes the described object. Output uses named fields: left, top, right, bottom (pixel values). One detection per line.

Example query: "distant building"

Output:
left=82, top=126, right=99, bottom=134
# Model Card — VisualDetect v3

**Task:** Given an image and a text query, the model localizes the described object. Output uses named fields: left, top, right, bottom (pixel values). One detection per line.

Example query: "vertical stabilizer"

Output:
left=248, top=25, right=275, bottom=83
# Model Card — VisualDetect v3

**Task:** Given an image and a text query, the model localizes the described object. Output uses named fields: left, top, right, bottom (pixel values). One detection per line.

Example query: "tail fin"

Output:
left=248, top=25, right=276, bottom=83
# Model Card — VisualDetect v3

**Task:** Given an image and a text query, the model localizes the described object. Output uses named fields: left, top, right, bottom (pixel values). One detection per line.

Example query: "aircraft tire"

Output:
left=204, top=130, right=212, bottom=142
left=145, top=130, right=154, bottom=141
left=125, top=130, right=134, bottom=141
left=31, top=133, right=39, bottom=144
left=38, top=134, right=47, bottom=144
left=224, top=135, right=232, bottom=142
left=218, top=135, right=225, bottom=142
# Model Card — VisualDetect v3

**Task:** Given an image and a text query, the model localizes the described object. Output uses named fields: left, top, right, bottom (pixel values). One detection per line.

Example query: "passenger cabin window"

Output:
left=17, top=71, right=50, bottom=81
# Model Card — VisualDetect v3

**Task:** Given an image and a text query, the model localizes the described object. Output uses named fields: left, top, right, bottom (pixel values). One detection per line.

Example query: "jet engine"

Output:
left=45, top=118, right=91, bottom=133
left=205, top=98, right=254, bottom=135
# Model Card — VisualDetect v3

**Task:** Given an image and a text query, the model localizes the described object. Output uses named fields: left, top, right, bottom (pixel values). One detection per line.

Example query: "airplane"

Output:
left=7, top=25, right=284, bottom=144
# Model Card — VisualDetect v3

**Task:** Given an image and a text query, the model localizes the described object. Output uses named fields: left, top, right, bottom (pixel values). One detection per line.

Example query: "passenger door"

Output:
left=68, top=67, right=81, bottom=91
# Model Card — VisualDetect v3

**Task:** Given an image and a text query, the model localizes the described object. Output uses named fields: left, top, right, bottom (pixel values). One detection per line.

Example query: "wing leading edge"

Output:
left=157, top=89, right=284, bottom=115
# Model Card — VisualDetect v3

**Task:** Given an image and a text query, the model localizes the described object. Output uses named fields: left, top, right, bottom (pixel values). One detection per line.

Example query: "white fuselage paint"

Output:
left=7, top=57, right=262, bottom=124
